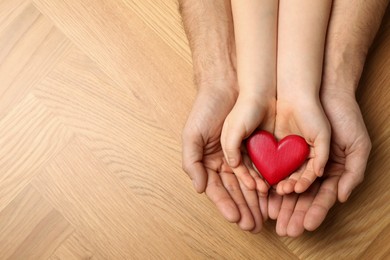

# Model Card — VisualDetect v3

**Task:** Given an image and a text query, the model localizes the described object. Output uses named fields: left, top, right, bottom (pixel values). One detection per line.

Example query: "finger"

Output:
left=276, top=193, right=299, bottom=237
left=283, top=179, right=297, bottom=194
left=246, top=156, right=268, bottom=231
left=205, top=170, right=241, bottom=223
left=276, top=171, right=300, bottom=195
left=338, top=142, right=371, bottom=202
left=268, top=189, right=282, bottom=220
left=243, top=156, right=269, bottom=222
left=276, top=180, right=288, bottom=195
left=256, top=179, right=269, bottom=195
left=243, top=155, right=269, bottom=194
left=220, top=171, right=255, bottom=231
left=237, top=178, right=264, bottom=233
left=276, top=162, right=306, bottom=195
left=231, top=163, right=256, bottom=190
left=313, top=133, right=330, bottom=177
left=259, top=193, right=269, bottom=222
left=182, top=132, right=208, bottom=193
left=221, top=121, right=256, bottom=190
left=286, top=182, right=320, bottom=237
left=304, top=175, right=338, bottom=231
left=295, top=159, right=317, bottom=193
left=221, top=119, right=245, bottom=168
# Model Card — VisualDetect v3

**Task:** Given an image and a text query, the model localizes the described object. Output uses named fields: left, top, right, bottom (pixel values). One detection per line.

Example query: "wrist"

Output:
left=277, top=95, right=320, bottom=111
left=197, top=75, right=239, bottom=103
left=194, top=64, right=238, bottom=96
left=323, top=43, right=367, bottom=94
left=320, top=86, right=356, bottom=104
left=196, top=69, right=238, bottom=90
left=192, top=34, right=237, bottom=89
left=277, top=86, right=320, bottom=104
left=277, top=74, right=321, bottom=102
left=240, top=87, right=275, bottom=103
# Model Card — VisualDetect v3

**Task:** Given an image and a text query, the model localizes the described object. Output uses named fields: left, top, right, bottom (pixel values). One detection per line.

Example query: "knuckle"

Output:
left=225, top=183, right=240, bottom=193
left=320, top=184, right=337, bottom=197
left=225, top=148, right=238, bottom=155
left=223, top=144, right=238, bottom=155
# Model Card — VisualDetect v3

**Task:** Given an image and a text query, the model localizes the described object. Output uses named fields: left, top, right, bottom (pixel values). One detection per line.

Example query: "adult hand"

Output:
left=182, top=78, right=268, bottom=233
left=266, top=0, right=388, bottom=237
left=268, top=91, right=371, bottom=237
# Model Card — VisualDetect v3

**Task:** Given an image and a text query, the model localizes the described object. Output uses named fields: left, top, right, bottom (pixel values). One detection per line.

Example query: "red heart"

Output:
left=246, top=130, right=309, bottom=186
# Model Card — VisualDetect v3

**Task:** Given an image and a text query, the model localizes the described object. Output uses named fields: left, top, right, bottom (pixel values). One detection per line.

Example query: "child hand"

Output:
left=274, top=98, right=331, bottom=194
left=221, top=93, right=275, bottom=191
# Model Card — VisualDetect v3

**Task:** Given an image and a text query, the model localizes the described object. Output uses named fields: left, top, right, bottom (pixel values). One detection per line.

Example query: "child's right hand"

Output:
left=274, top=97, right=331, bottom=195
left=221, top=93, right=275, bottom=192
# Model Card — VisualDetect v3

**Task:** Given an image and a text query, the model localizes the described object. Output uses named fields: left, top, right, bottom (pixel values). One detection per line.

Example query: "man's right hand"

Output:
left=268, top=90, right=372, bottom=237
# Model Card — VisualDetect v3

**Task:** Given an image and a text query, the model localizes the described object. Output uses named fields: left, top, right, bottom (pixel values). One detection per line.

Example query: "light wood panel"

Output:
left=0, top=185, right=73, bottom=259
left=32, top=0, right=195, bottom=137
left=0, top=93, right=73, bottom=212
left=31, top=44, right=295, bottom=259
left=0, top=0, right=389, bottom=258
left=49, top=232, right=103, bottom=260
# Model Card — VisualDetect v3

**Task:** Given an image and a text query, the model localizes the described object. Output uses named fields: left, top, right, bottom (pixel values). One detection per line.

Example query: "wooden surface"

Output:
left=0, top=0, right=389, bottom=259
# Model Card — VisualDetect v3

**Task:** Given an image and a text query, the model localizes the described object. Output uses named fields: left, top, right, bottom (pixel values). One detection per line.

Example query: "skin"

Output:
left=221, top=0, right=278, bottom=191
left=269, top=91, right=373, bottom=237
left=275, top=0, right=332, bottom=195
left=222, top=0, right=332, bottom=196
left=180, top=0, right=267, bottom=232
left=180, top=0, right=388, bottom=236
left=268, top=0, right=388, bottom=237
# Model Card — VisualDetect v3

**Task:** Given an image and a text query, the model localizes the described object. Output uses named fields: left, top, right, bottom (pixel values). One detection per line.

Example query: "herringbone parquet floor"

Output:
left=1, top=0, right=390, bottom=259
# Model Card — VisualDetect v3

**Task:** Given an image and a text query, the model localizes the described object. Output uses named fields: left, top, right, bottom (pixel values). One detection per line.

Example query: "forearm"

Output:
left=231, top=0, right=278, bottom=98
left=277, top=0, right=332, bottom=100
left=323, top=0, right=389, bottom=93
left=179, top=0, right=236, bottom=87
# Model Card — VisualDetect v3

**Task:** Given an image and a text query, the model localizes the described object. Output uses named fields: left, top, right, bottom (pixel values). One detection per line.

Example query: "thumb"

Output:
left=221, top=119, right=256, bottom=190
left=182, top=130, right=208, bottom=193
left=221, top=119, right=246, bottom=168
left=313, top=132, right=331, bottom=177
left=338, top=141, right=371, bottom=202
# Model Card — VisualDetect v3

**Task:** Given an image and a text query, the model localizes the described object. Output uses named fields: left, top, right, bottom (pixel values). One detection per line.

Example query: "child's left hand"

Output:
left=221, top=93, right=275, bottom=192
left=274, top=98, right=331, bottom=195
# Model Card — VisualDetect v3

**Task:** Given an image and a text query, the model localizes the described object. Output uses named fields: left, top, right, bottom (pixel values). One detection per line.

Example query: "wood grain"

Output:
left=0, top=185, right=73, bottom=259
left=0, top=0, right=389, bottom=259
left=49, top=232, right=103, bottom=260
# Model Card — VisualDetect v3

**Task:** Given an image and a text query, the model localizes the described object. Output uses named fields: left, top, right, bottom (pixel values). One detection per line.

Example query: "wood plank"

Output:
left=0, top=185, right=73, bottom=259
left=0, top=2, right=71, bottom=119
left=32, top=0, right=195, bottom=137
left=32, top=47, right=296, bottom=259
left=0, top=94, right=73, bottom=212
left=123, top=0, right=192, bottom=64
left=0, top=0, right=30, bottom=32
left=49, top=232, right=104, bottom=260
left=32, top=139, right=197, bottom=259
left=0, top=0, right=388, bottom=258
left=358, top=222, right=390, bottom=259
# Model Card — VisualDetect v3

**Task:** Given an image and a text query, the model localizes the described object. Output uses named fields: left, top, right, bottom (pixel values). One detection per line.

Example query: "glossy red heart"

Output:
left=246, top=130, right=309, bottom=186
